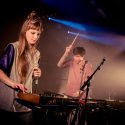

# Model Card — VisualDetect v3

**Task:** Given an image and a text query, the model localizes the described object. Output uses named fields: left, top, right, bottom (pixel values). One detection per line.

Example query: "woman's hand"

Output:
left=11, top=83, right=27, bottom=92
left=33, top=67, right=42, bottom=78
left=0, top=69, right=27, bottom=92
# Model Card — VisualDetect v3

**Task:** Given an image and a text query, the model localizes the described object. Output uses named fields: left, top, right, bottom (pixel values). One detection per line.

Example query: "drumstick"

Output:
left=71, top=33, right=79, bottom=45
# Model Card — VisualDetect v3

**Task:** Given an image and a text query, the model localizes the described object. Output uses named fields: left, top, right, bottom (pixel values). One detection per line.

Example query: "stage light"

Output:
left=49, top=17, right=124, bottom=48
left=67, top=31, right=124, bottom=47
left=68, top=31, right=78, bottom=36
left=48, top=17, right=86, bottom=31
left=48, top=17, right=51, bottom=20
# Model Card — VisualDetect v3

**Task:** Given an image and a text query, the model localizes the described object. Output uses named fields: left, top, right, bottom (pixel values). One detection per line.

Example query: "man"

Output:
left=57, top=44, right=92, bottom=100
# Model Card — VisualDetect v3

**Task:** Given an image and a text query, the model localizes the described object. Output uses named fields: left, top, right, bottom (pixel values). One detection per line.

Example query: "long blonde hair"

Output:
left=18, top=11, right=43, bottom=84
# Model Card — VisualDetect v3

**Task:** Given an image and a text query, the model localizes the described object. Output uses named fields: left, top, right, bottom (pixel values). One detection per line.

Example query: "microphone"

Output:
left=33, top=68, right=39, bottom=93
left=34, top=77, right=38, bottom=85
left=33, top=68, right=39, bottom=85
left=101, top=57, right=106, bottom=65
left=102, top=57, right=106, bottom=62
left=80, top=60, right=88, bottom=71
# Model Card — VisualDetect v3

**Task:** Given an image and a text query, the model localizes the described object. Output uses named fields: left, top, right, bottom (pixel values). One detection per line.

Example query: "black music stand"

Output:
left=79, top=58, right=106, bottom=125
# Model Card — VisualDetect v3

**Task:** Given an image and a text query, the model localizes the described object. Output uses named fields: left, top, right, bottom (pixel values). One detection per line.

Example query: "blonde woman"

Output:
left=0, top=11, right=43, bottom=125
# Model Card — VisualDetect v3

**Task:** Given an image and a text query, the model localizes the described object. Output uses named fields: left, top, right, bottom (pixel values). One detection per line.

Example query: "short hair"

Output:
left=73, top=46, right=86, bottom=57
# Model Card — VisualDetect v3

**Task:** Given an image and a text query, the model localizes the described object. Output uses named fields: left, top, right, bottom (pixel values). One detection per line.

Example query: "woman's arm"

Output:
left=0, top=69, right=26, bottom=92
left=0, top=44, right=26, bottom=92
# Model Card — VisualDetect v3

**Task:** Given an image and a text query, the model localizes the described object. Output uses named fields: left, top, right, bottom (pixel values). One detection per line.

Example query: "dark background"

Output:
left=1, top=0, right=125, bottom=32
left=1, top=0, right=125, bottom=101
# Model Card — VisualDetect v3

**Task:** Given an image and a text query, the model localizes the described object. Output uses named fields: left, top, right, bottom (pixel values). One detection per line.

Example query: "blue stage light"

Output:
left=49, top=17, right=124, bottom=48
left=48, top=17, right=52, bottom=20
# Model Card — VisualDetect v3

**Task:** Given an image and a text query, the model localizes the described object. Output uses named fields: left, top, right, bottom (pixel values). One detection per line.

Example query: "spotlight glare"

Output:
left=48, top=17, right=51, bottom=20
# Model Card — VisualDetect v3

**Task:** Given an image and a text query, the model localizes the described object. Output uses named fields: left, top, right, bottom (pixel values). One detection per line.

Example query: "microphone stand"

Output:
left=79, top=58, right=106, bottom=125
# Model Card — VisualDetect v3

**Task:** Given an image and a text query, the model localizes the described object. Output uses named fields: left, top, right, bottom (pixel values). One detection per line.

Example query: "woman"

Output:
left=0, top=10, right=43, bottom=125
